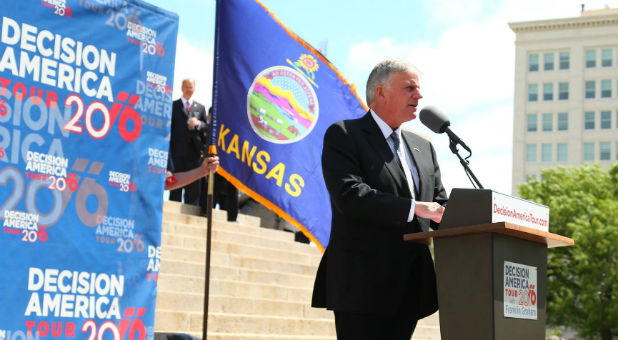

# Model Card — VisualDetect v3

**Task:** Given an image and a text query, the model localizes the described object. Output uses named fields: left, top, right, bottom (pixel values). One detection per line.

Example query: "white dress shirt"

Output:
left=370, top=109, right=419, bottom=222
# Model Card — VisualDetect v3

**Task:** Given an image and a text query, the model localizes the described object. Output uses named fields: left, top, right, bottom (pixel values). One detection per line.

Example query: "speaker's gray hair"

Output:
left=365, top=60, right=419, bottom=105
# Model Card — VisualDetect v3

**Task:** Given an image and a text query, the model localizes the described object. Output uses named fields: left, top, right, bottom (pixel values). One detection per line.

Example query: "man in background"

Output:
left=169, top=79, right=209, bottom=206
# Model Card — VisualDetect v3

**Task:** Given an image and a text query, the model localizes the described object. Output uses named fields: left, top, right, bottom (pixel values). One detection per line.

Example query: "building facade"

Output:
left=510, top=8, right=618, bottom=195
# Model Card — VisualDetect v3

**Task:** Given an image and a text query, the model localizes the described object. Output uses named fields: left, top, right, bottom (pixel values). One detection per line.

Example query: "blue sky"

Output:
left=147, top=0, right=616, bottom=195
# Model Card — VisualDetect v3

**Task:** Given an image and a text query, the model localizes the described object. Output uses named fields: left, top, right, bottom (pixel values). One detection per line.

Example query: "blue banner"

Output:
left=213, top=0, right=366, bottom=250
left=0, top=0, right=178, bottom=339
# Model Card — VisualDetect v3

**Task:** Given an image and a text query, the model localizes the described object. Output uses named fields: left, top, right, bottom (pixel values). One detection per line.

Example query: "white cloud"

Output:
left=497, top=0, right=616, bottom=22
left=346, top=17, right=514, bottom=115
left=172, top=34, right=214, bottom=105
left=421, top=0, right=490, bottom=24
left=423, top=0, right=614, bottom=24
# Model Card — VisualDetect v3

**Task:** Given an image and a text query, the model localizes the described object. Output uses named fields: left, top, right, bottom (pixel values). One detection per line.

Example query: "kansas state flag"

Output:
left=213, top=0, right=366, bottom=250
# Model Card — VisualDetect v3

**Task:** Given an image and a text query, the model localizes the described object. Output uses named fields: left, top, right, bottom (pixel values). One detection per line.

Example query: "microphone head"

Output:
left=419, top=106, right=450, bottom=134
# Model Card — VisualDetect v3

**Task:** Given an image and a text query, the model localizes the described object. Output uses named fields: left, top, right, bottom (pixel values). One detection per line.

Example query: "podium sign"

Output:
left=503, top=261, right=538, bottom=320
left=492, top=191, right=549, bottom=232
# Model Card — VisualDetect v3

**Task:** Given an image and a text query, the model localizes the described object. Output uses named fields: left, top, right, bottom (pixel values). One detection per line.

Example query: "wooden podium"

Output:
left=405, top=189, right=574, bottom=340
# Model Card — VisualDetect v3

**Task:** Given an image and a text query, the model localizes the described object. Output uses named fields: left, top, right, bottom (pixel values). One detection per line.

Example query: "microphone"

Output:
left=419, top=106, right=449, bottom=133
left=419, top=106, right=470, bottom=153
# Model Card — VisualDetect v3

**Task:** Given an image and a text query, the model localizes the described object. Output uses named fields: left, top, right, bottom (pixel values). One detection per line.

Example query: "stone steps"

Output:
left=162, top=226, right=319, bottom=255
left=160, top=254, right=319, bottom=277
left=163, top=219, right=295, bottom=242
left=207, top=333, right=334, bottom=340
left=158, top=275, right=313, bottom=302
left=162, top=211, right=264, bottom=235
left=156, top=309, right=438, bottom=339
left=160, top=242, right=321, bottom=266
left=158, top=264, right=314, bottom=290
left=156, top=311, right=335, bottom=336
left=156, top=292, right=331, bottom=319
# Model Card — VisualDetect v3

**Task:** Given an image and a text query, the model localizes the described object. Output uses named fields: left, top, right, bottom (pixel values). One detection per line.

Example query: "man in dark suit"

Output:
left=169, top=79, right=209, bottom=206
left=312, top=60, right=448, bottom=340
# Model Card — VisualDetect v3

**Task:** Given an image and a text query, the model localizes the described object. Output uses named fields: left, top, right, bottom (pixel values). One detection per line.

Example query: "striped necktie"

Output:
left=390, top=131, right=416, bottom=199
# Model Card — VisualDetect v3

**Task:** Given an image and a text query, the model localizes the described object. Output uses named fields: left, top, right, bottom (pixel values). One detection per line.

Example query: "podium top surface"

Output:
left=404, top=222, right=574, bottom=248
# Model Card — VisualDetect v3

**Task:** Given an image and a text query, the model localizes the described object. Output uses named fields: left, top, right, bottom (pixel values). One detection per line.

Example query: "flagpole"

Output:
left=202, top=0, right=222, bottom=338
left=202, top=165, right=215, bottom=340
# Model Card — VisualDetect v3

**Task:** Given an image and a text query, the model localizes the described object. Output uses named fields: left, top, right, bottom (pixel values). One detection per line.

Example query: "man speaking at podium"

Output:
left=312, top=60, right=448, bottom=339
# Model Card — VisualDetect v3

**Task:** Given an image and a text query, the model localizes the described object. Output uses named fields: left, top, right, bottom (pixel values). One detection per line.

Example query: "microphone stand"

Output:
left=447, top=135, right=484, bottom=189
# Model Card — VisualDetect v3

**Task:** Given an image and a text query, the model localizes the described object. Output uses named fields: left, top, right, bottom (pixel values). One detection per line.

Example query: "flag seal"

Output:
left=246, top=66, right=319, bottom=144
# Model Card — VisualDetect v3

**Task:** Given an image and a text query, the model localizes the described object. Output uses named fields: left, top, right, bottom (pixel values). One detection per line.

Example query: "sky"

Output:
left=147, top=0, right=617, bottom=196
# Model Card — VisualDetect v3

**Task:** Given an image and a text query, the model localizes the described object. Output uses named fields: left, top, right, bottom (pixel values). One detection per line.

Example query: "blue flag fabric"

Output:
left=213, top=0, right=366, bottom=250
left=0, top=0, right=178, bottom=338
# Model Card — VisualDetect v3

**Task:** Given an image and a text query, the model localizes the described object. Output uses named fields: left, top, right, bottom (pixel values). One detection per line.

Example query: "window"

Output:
left=542, top=113, right=553, bottom=131
left=559, top=51, right=570, bottom=70
left=558, top=113, right=568, bottom=131
left=541, top=144, right=552, bottom=162
left=601, top=111, right=611, bottom=129
left=528, top=84, right=538, bottom=102
left=543, top=83, right=553, bottom=101
left=527, top=114, right=538, bottom=132
left=526, top=144, right=537, bottom=162
left=600, top=142, right=611, bottom=160
left=558, top=82, right=569, bottom=100
left=557, top=143, right=568, bottom=162
left=583, top=142, right=594, bottom=161
left=543, top=53, right=554, bottom=71
left=586, top=50, right=596, bottom=68
left=585, top=111, right=595, bottom=130
left=601, top=80, right=612, bottom=98
left=528, top=54, right=539, bottom=72
left=585, top=81, right=595, bottom=99
left=601, top=49, right=613, bottom=67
